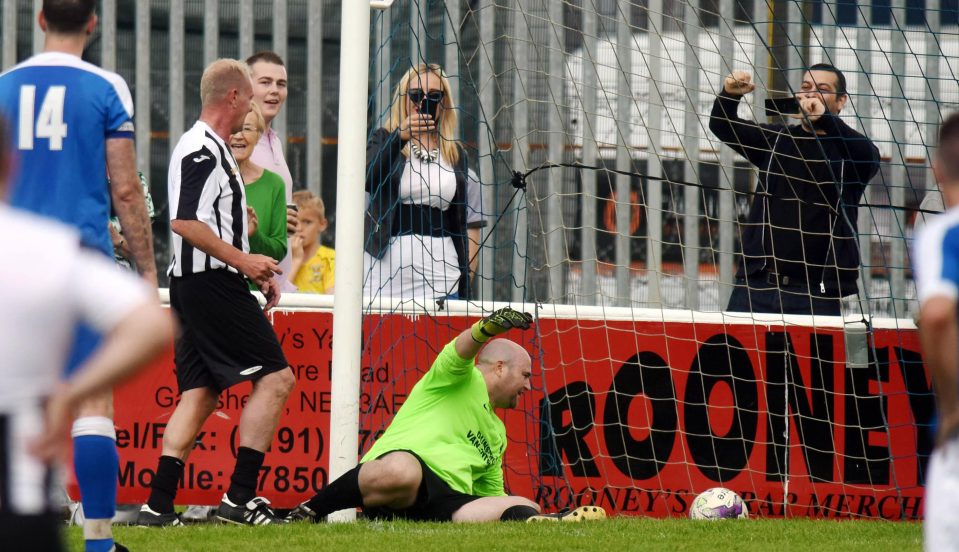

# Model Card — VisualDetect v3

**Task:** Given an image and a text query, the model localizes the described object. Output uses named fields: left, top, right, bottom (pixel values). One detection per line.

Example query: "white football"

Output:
left=688, top=487, right=748, bottom=520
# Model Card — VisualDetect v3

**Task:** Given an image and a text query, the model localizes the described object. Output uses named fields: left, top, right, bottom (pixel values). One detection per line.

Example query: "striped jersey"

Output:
left=914, top=207, right=959, bottom=303
left=0, top=51, right=134, bottom=256
left=168, top=120, right=248, bottom=277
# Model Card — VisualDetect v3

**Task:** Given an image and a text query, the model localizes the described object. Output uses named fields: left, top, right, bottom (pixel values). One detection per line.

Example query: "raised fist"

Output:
left=723, top=71, right=756, bottom=97
left=470, top=306, right=534, bottom=343
left=793, top=96, right=826, bottom=123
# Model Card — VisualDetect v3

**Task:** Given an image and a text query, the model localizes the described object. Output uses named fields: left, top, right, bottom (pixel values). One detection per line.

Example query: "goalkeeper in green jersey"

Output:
left=288, top=307, right=606, bottom=523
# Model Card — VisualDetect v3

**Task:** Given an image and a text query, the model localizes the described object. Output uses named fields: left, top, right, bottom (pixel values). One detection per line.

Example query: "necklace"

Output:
left=410, top=142, right=439, bottom=163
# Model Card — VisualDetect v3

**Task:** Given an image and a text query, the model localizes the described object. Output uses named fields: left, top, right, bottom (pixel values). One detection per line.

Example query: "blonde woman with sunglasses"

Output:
left=363, top=63, right=471, bottom=303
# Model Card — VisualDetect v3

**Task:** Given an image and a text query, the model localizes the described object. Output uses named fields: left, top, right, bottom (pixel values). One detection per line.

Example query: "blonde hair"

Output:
left=200, top=58, right=251, bottom=107
left=293, top=190, right=326, bottom=221
left=386, top=63, right=460, bottom=166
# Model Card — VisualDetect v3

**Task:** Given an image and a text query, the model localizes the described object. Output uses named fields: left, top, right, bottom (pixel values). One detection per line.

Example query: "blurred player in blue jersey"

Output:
left=915, top=112, right=959, bottom=551
left=0, top=2, right=157, bottom=551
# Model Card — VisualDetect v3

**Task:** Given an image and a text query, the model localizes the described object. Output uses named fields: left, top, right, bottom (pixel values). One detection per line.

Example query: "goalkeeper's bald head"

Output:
left=477, top=339, right=528, bottom=367
left=476, top=339, right=533, bottom=410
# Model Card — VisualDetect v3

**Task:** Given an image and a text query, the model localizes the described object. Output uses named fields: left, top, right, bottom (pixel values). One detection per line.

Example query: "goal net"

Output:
left=360, top=0, right=947, bottom=519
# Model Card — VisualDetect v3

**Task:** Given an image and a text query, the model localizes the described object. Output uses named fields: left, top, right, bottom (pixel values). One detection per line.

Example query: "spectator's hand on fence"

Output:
left=260, top=278, right=281, bottom=312
left=723, top=71, right=755, bottom=96
left=286, top=207, right=299, bottom=235
left=238, top=253, right=280, bottom=286
left=247, top=206, right=259, bottom=237
left=471, top=306, right=534, bottom=343
left=398, top=112, right=436, bottom=142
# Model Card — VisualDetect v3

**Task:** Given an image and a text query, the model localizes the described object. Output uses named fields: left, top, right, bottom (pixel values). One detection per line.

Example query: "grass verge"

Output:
left=65, top=517, right=922, bottom=551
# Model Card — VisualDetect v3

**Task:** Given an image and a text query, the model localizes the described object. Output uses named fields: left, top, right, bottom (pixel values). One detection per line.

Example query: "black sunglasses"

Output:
left=407, top=88, right=445, bottom=105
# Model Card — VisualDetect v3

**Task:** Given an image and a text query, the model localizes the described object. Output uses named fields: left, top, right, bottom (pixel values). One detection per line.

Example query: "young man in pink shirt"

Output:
left=248, top=51, right=297, bottom=288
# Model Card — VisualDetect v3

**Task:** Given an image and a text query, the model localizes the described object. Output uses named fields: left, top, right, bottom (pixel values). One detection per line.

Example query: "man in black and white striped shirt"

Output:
left=137, top=59, right=295, bottom=527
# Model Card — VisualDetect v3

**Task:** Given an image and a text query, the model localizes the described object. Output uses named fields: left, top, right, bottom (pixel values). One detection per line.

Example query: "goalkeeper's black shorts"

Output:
left=362, top=450, right=482, bottom=522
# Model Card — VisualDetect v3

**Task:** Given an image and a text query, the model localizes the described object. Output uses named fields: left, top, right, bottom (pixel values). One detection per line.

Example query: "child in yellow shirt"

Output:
left=290, top=190, right=335, bottom=293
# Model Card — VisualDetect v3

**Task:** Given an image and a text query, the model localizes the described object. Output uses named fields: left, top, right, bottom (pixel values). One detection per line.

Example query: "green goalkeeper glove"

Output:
left=470, top=307, right=534, bottom=343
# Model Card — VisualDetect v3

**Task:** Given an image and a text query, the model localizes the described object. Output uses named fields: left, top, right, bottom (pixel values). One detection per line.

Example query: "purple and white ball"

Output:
left=688, top=487, right=748, bottom=520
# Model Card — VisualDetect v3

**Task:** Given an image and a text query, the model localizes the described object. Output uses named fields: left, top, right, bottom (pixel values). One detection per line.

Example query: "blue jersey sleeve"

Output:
left=101, top=73, right=134, bottom=139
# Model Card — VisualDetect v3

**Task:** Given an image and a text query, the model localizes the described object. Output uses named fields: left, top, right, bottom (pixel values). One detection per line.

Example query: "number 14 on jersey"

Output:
left=18, top=85, right=67, bottom=151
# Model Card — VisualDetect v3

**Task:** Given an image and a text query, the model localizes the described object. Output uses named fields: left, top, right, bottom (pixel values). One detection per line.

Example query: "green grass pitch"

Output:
left=67, top=517, right=921, bottom=551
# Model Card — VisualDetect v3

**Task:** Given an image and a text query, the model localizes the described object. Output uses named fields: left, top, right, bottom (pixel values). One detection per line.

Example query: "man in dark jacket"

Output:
left=709, top=63, right=880, bottom=316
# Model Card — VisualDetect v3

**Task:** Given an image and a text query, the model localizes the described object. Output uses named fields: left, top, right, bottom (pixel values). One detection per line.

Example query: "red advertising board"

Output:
left=523, top=318, right=929, bottom=520
left=90, top=310, right=929, bottom=519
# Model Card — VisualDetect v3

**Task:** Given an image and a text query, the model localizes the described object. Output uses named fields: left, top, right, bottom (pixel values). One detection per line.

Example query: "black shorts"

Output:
left=170, top=270, right=289, bottom=393
left=363, top=451, right=482, bottom=522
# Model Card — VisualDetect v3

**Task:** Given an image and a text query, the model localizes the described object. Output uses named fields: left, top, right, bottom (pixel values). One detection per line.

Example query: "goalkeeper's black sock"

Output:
left=500, top=505, right=539, bottom=521
left=305, top=464, right=364, bottom=517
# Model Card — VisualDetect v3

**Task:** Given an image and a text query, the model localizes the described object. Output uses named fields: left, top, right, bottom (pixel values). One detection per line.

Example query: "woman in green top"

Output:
left=230, top=102, right=288, bottom=269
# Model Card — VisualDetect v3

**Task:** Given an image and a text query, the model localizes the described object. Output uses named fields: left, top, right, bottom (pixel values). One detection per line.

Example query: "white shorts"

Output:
left=925, top=439, right=959, bottom=552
